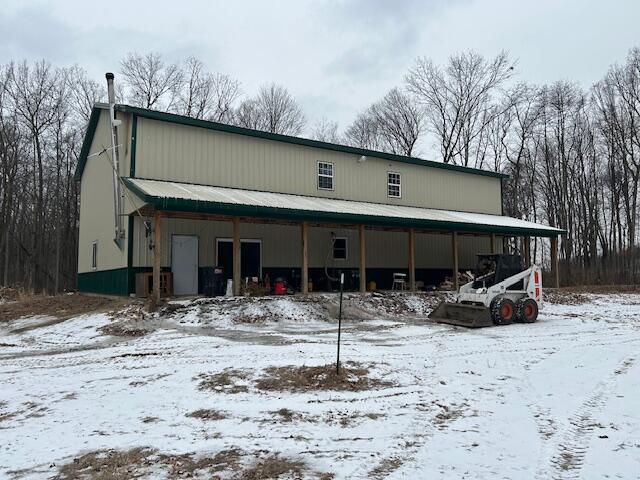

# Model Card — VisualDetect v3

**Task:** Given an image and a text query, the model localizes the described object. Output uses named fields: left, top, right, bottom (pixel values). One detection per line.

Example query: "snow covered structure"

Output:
left=74, top=102, right=563, bottom=296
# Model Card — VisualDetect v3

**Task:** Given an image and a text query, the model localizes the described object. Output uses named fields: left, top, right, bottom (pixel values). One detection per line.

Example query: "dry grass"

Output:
left=0, top=293, right=127, bottom=323
left=255, top=362, right=393, bottom=393
left=55, top=447, right=155, bottom=479
left=54, top=447, right=242, bottom=479
left=196, top=369, right=251, bottom=394
left=273, top=408, right=298, bottom=422
left=186, top=409, right=227, bottom=421
left=369, top=456, right=403, bottom=479
left=238, top=455, right=305, bottom=480
left=99, top=322, right=148, bottom=337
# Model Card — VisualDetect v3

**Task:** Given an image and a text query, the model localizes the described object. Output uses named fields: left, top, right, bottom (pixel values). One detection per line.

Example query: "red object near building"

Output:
left=273, top=278, right=286, bottom=295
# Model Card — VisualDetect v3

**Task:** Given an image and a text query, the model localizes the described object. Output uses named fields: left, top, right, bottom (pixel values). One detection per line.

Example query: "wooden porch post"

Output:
left=408, top=228, right=416, bottom=291
left=451, top=231, right=459, bottom=291
left=551, top=236, right=560, bottom=288
left=490, top=233, right=497, bottom=254
left=359, top=225, right=366, bottom=293
left=232, top=217, right=241, bottom=296
left=153, top=211, right=162, bottom=302
left=301, top=221, right=309, bottom=294
left=523, top=236, right=531, bottom=268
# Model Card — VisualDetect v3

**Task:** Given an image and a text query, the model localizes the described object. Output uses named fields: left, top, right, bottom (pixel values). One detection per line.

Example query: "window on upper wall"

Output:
left=332, top=237, right=347, bottom=260
left=388, top=171, right=401, bottom=198
left=317, top=161, right=334, bottom=190
left=91, top=241, right=98, bottom=269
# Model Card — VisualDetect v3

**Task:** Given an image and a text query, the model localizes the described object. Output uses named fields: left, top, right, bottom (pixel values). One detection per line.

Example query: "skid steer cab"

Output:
left=429, top=253, right=542, bottom=328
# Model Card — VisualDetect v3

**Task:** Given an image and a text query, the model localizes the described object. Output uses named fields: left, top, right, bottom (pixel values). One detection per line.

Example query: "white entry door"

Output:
left=172, top=235, right=199, bottom=295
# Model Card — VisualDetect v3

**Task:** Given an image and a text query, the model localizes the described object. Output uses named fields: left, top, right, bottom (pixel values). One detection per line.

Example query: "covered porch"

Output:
left=123, top=178, right=563, bottom=300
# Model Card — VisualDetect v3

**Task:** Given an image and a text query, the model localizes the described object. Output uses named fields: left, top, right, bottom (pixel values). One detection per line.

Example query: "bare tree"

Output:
left=120, top=52, right=183, bottom=110
left=233, top=83, right=306, bottom=135
left=4, top=61, right=64, bottom=291
left=406, top=50, right=515, bottom=166
left=310, top=118, right=340, bottom=143
left=369, top=88, right=423, bottom=156
left=344, top=109, right=382, bottom=151
left=174, top=57, right=240, bottom=122
left=66, top=65, right=105, bottom=123
left=234, top=97, right=263, bottom=130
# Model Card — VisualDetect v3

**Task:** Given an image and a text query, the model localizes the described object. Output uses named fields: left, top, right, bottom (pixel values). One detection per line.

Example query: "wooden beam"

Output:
left=551, top=236, right=559, bottom=288
left=490, top=233, right=497, bottom=253
left=153, top=212, right=162, bottom=302
left=232, top=217, right=241, bottom=296
left=301, top=221, right=309, bottom=294
left=408, top=228, right=416, bottom=292
left=451, top=231, right=459, bottom=291
left=359, top=224, right=366, bottom=293
left=523, top=236, right=531, bottom=268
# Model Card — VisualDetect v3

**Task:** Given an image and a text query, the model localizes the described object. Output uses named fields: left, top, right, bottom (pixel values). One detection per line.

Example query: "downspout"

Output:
left=106, top=72, right=125, bottom=249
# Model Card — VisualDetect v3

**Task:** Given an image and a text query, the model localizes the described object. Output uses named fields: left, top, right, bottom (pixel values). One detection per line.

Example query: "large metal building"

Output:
left=75, top=97, right=562, bottom=297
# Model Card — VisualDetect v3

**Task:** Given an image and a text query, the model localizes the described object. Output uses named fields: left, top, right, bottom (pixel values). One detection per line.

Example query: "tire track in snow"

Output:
left=537, top=356, right=635, bottom=480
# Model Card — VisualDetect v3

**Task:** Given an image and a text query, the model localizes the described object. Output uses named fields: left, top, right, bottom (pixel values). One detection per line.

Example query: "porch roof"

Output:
left=123, top=177, right=564, bottom=238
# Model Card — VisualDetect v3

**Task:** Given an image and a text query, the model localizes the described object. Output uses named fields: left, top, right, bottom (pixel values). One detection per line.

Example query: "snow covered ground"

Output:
left=1, top=292, right=639, bottom=479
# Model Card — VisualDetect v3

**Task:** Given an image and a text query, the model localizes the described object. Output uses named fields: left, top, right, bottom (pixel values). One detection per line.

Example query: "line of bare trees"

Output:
left=1, top=48, right=639, bottom=293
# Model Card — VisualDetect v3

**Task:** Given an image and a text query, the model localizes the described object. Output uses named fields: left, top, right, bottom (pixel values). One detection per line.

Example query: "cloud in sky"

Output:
left=2, top=0, right=639, bottom=156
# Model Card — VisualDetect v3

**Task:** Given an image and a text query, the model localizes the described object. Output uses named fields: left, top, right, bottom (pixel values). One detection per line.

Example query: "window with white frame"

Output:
left=387, top=171, right=401, bottom=197
left=317, top=161, right=334, bottom=190
left=332, top=237, right=347, bottom=260
left=91, top=241, right=98, bottom=269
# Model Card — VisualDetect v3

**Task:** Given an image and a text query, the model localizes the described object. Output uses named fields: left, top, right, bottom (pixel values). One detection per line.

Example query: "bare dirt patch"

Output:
left=196, top=369, right=251, bottom=394
left=238, top=455, right=306, bottom=480
left=255, top=362, right=394, bottom=393
left=544, top=291, right=591, bottom=305
left=0, top=293, right=128, bottom=323
left=186, top=409, right=227, bottom=421
left=54, top=447, right=242, bottom=479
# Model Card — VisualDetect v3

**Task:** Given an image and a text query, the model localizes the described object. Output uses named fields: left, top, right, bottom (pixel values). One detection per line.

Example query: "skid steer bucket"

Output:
left=428, top=302, right=494, bottom=328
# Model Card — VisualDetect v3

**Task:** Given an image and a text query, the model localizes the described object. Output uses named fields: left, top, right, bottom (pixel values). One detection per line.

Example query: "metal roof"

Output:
left=124, top=178, right=563, bottom=237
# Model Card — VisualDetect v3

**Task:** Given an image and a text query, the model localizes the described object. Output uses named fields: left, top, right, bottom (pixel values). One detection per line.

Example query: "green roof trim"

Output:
left=123, top=178, right=561, bottom=238
left=74, top=107, right=102, bottom=181
left=130, top=114, right=138, bottom=177
left=75, top=103, right=509, bottom=181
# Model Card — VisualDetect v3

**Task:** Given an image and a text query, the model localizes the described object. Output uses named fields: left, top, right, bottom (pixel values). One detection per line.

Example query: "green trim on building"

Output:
left=130, top=114, right=138, bottom=177
left=74, top=103, right=509, bottom=182
left=78, top=268, right=130, bottom=296
left=127, top=215, right=135, bottom=295
left=122, top=178, right=563, bottom=238
left=74, top=108, right=102, bottom=181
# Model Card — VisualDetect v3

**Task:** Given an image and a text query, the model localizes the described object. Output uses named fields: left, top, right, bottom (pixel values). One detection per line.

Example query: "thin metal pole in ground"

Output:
left=336, top=272, right=344, bottom=375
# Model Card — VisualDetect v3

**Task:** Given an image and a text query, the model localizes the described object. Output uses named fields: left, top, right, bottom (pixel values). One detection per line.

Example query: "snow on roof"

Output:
left=124, top=177, right=563, bottom=237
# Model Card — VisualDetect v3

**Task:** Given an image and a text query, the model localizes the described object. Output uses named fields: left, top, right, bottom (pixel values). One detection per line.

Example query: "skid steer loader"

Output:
left=429, top=253, right=542, bottom=328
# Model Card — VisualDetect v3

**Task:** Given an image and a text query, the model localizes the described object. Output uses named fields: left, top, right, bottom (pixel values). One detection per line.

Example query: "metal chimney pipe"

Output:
left=106, top=72, right=116, bottom=106
left=105, top=72, right=124, bottom=249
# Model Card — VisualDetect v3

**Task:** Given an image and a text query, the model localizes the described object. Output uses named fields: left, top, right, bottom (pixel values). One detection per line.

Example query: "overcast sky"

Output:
left=2, top=0, right=639, bottom=152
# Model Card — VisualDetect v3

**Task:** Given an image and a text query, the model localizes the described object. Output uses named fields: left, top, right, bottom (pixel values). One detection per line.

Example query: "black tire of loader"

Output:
left=491, top=297, right=516, bottom=325
left=516, top=298, right=538, bottom=323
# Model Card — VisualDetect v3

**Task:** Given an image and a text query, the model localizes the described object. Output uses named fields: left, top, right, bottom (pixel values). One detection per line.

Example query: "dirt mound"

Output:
left=255, top=362, right=394, bottom=393
left=0, top=293, right=128, bottom=323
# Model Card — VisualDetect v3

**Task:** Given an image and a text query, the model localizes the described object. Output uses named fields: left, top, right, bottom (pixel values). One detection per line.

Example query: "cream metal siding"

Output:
left=78, top=109, right=130, bottom=273
left=132, top=217, right=498, bottom=270
left=134, top=117, right=502, bottom=214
